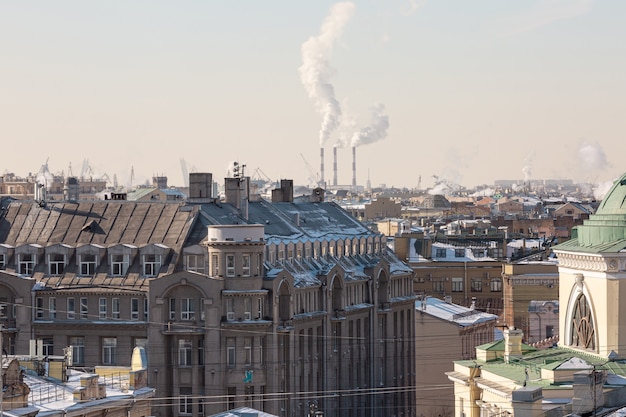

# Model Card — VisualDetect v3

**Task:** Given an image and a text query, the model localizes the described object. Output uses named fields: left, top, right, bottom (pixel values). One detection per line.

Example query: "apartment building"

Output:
left=0, top=174, right=415, bottom=417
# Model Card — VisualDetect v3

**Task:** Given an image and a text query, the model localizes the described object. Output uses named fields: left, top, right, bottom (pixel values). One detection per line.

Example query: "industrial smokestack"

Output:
left=320, top=147, right=325, bottom=187
left=333, top=147, right=338, bottom=186
left=352, top=146, right=356, bottom=189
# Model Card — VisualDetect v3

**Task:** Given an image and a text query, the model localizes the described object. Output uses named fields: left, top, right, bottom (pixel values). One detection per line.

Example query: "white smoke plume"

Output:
left=351, top=103, right=389, bottom=147
left=577, top=140, right=608, bottom=174
left=299, top=2, right=355, bottom=146
left=522, top=150, right=535, bottom=182
left=594, top=178, right=616, bottom=201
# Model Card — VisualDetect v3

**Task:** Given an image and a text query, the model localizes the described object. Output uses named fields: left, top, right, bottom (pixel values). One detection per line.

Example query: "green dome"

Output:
left=596, top=172, right=626, bottom=215
left=555, top=172, right=626, bottom=253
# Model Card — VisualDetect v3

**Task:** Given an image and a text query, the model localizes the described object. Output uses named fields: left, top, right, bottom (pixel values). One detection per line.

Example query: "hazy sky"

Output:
left=2, top=0, right=625, bottom=190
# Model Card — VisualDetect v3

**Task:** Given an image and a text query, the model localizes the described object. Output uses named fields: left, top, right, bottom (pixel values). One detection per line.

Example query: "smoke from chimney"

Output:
left=299, top=2, right=355, bottom=146
left=333, top=146, right=338, bottom=186
left=320, top=147, right=325, bottom=187
left=352, top=146, right=357, bottom=189
left=351, top=103, right=389, bottom=147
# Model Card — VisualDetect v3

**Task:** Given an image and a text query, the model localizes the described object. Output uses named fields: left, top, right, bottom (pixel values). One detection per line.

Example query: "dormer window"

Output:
left=18, top=253, right=36, bottom=275
left=48, top=253, right=66, bottom=275
left=80, top=254, right=97, bottom=276
left=139, top=244, right=169, bottom=278
left=111, top=254, right=129, bottom=276
left=107, top=244, right=137, bottom=277
left=143, top=254, right=161, bottom=277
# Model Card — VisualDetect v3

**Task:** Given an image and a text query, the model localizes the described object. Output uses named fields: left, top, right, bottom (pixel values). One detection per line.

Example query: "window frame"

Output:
left=110, top=253, right=129, bottom=276
left=102, top=337, right=117, bottom=365
left=99, top=298, right=107, bottom=319
left=226, top=254, right=235, bottom=277
left=181, top=298, right=196, bottom=321
left=19, top=253, right=36, bottom=275
left=48, top=253, right=66, bottom=275
left=178, top=339, right=193, bottom=367
left=79, top=253, right=97, bottom=276
left=67, top=297, right=75, bottom=319
left=143, top=253, right=161, bottom=277
left=112, top=298, right=120, bottom=319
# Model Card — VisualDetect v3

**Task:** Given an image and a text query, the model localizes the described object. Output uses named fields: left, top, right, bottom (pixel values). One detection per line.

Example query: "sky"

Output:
left=2, top=0, right=625, bottom=191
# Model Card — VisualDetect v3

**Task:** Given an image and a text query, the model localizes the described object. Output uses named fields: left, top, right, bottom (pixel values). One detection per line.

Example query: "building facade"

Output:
left=0, top=174, right=415, bottom=417
left=447, top=171, right=626, bottom=416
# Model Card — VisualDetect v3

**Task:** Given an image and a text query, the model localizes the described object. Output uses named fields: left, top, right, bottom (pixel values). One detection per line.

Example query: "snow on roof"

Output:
left=18, top=366, right=154, bottom=415
left=416, top=296, right=498, bottom=327
left=208, top=406, right=279, bottom=417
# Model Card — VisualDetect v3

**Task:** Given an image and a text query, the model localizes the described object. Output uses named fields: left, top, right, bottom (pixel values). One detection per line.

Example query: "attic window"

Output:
left=82, top=221, right=97, bottom=232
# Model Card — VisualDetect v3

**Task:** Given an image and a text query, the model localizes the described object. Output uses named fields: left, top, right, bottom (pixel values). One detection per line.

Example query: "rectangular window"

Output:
left=80, top=297, right=88, bottom=319
left=131, top=298, right=139, bottom=320
left=67, top=297, right=75, bottom=319
left=102, top=337, right=117, bottom=365
left=19, top=253, right=36, bottom=275
left=179, top=387, right=193, bottom=415
left=42, top=337, right=54, bottom=356
left=181, top=298, right=196, bottom=321
left=198, top=338, right=204, bottom=366
left=70, top=336, right=85, bottom=365
left=211, top=253, right=219, bottom=276
left=111, top=254, right=129, bottom=276
left=49, top=297, right=56, bottom=319
left=144, top=298, right=149, bottom=321
left=36, top=297, right=44, bottom=320
left=471, top=279, right=482, bottom=292
left=244, top=298, right=251, bottom=320
left=490, top=279, right=502, bottom=292
left=0, top=253, right=5, bottom=269
left=99, top=298, right=107, bottom=319
left=143, top=254, right=161, bottom=277
left=80, top=254, right=97, bottom=276
left=242, top=254, right=251, bottom=277
left=435, top=248, right=446, bottom=258
left=278, top=249, right=285, bottom=260
left=257, top=298, right=263, bottom=320
left=260, top=336, right=266, bottom=365
left=226, top=254, right=235, bottom=277
left=432, top=281, right=444, bottom=293
left=49, top=253, right=65, bottom=275
left=0, top=298, right=7, bottom=319
left=227, top=338, right=236, bottom=366
left=244, top=337, right=252, bottom=365
left=169, top=298, right=176, bottom=320
left=186, top=254, right=205, bottom=273
left=455, top=248, right=465, bottom=258
left=226, top=298, right=234, bottom=321
left=179, top=339, right=193, bottom=366
left=452, top=277, right=464, bottom=292
left=112, top=298, right=120, bottom=319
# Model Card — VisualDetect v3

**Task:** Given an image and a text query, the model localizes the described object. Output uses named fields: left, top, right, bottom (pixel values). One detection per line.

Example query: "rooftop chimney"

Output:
left=504, top=327, right=524, bottom=363
left=189, top=173, right=213, bottom=199
left=271, top=179, right=294, bottom=203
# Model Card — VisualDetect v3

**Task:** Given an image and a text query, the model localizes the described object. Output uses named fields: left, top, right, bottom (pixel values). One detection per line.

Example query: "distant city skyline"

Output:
left=2, top=1, right=625, bottom=190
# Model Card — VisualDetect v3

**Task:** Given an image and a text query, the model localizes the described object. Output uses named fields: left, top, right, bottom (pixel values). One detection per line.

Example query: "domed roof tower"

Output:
left=553, top=172, right=626, bottom=359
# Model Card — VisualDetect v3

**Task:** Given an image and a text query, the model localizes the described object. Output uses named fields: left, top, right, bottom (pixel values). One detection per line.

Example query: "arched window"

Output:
left=570, top=294, right=595, bottom=350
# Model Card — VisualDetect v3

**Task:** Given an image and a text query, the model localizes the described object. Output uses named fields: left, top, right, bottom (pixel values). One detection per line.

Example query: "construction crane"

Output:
left=300, top=153, right=320, bottom=188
